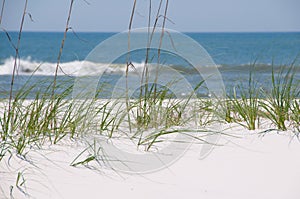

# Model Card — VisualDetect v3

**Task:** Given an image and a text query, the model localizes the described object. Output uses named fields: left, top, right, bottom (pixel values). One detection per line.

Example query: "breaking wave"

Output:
left=0, top=57, right=150, bottom=76
left=1, top=57, right=298, bottom=76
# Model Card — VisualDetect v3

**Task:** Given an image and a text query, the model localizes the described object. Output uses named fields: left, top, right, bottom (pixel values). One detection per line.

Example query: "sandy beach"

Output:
left=1, top=106, right=300, bottom=199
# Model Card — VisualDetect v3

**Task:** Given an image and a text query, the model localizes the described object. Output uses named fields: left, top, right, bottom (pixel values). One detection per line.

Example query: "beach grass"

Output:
left=259, top=65, right=298, bottom=131
left=291, top=99, right=300, bottom=134
left=0, top=67, right=299, bottom=161
left=227, top=69, right=260, bottom=130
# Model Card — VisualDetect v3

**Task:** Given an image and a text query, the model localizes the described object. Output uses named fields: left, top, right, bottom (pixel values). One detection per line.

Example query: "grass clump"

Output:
left=131, top=83, right=185, bottom=129
left=97, top=100, right=126, bottom=138
left=228, top=71, right=260, bottom=130
left=291, top=99, right=300, bottom=134
left=0, top=77, right=105, bottom=157
left=217, top=64, right=299, bottom=132
left=196, top=99, right=216, bottom=126
left=259, top=66, right=298, bottom=131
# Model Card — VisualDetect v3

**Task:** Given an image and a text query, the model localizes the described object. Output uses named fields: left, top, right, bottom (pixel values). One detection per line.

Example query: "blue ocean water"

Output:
left=1, top=32, right=300, bottom=64
left=0, top=31, right=300, bottom=98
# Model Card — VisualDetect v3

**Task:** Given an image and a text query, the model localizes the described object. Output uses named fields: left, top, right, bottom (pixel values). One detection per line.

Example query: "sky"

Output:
left=1, top=0, right=300, bottom=32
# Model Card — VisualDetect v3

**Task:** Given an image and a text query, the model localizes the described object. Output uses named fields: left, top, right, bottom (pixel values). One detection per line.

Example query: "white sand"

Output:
left=1, top=121, right=300, bottom=199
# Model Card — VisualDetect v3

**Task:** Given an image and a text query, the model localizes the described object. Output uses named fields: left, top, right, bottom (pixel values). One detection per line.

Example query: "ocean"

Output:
left=0, top=31, right=300, bottom=98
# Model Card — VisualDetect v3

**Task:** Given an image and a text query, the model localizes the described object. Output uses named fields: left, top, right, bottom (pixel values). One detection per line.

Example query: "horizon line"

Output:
left=3, top=30, right=300, bottom=34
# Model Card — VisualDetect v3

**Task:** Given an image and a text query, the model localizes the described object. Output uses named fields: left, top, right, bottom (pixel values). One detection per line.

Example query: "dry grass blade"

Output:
left=154, top=0, right=169, bottom=99
left=1, top=27, right=16, bottom=49
left=52, top=0, right=74, bottom=97
left=0, top=0, right=5, bottom=24
left=125, top=0, right=137, bottom=134
left=8, top=0, right=28, bottom=131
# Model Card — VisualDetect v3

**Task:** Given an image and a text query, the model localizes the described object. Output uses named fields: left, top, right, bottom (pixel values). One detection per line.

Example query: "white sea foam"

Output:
left=0, top=57, right=253, bottom=77
left=0, top=57, right=148, bottom=76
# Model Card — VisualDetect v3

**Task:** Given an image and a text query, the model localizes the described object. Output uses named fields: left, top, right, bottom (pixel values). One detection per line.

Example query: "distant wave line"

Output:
left=0, top=57, right=299, bottom=76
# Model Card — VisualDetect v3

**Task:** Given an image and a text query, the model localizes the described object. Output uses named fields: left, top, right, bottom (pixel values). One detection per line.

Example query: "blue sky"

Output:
left=1, top=0, right=300, bottom=32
